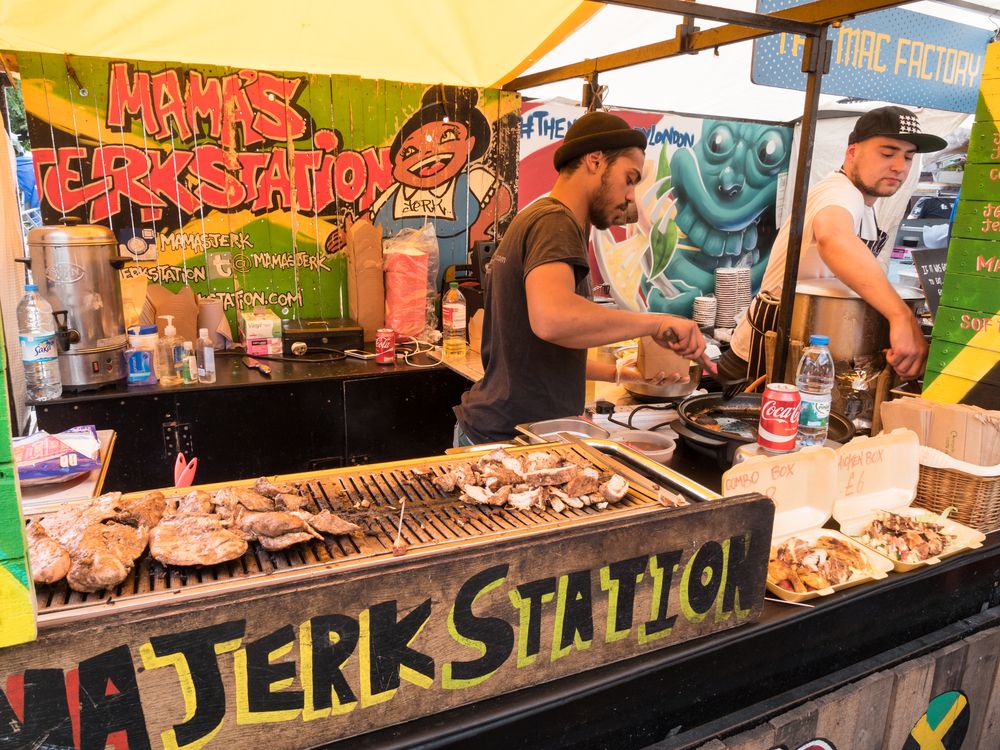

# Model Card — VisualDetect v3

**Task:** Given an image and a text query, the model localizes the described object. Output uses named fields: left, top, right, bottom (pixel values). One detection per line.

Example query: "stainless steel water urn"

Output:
left=25, top=224, right=128, bottom=390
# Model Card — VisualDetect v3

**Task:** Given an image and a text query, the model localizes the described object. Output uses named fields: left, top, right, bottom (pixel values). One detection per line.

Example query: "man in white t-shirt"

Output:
left=720, top=106, right=947, bottom=386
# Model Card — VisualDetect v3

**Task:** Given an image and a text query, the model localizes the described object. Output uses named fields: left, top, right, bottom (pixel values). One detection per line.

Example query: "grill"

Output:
left=30, top=442, right=715, bottom=625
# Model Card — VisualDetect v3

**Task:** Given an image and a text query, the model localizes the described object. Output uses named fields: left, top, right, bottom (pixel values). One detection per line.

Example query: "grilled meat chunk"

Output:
left=26, top=522, right=70, bottom=585
left=299, top=510, right=362, bottom=537
left=150, top=514, right=248, bottom=566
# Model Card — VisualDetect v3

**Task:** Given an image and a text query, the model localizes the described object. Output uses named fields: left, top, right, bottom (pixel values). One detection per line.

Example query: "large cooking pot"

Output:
left=24, top=224, right=129, bottom=390
left=790, top=278, right=924, bottom=362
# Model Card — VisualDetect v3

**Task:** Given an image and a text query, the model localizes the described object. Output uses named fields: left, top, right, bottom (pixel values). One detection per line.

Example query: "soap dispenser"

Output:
left=157, top=315, right=183, bottom=386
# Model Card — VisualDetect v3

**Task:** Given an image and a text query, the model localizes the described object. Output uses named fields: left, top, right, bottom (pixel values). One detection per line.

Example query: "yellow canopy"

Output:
left=0, top=0, right=600, bottom=87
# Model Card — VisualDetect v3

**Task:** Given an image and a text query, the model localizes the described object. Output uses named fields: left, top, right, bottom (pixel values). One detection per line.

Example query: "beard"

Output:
left=844, top=165, right=900, bottom=199
left=589, top=170, right=629, bottom=230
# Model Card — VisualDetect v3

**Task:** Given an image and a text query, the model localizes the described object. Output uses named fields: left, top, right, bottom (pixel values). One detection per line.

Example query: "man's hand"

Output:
left=617, top=361, right=688, bottom=386
left=650, top=316, right=713, bottom=371
left=886, top=314, right=929, bottom=380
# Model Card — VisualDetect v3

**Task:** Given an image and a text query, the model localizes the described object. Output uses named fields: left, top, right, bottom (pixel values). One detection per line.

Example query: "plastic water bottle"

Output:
left=442, top=282, right=467, bottom=359
left=795, top=334, right=835, bottom=448
left=196, top=328, right=216, bottom=383
left=16, top=283, right=62, bottom=401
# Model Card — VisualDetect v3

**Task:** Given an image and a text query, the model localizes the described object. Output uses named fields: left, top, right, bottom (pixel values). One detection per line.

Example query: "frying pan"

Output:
left=677, top=392, right=855, bottom=449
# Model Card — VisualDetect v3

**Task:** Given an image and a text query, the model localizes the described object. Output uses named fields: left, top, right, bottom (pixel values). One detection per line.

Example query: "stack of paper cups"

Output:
left=197, top=297, right=233, bottom=349
left=692, top=296, right=717, bottom=328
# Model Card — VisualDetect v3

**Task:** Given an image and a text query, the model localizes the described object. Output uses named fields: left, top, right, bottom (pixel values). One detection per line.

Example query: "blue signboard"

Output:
left=752, top=1, right=993, bottom=113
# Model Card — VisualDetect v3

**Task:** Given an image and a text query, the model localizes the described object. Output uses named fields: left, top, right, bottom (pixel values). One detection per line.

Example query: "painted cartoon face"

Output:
left=670, top=121, right=792, bottom=269
left=393, top=121, right=473, bottom=189
left=590, top=148, right=644, bottom=230
left=845, top=136, right=917, bottom=201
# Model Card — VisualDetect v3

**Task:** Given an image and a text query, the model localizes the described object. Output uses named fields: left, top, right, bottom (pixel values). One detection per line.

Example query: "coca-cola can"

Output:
left=375, top=328, right=395, bottom=365
left=758, top=383, right=801, bottom=453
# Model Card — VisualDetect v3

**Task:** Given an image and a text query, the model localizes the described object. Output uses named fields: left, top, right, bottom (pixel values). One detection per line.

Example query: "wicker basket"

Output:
left=914, top=464, right=1000, bottom=534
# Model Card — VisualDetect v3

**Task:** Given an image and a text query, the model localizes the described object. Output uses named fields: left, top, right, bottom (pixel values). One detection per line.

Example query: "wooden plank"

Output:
left=958, top=627, right=1000, bottom=747
left=978, top=629, right=1000, bottom=745
left=926, top=339, right=1000, bottom=386
left=932, top=305, right=1000, bottom=353
left=811, top=671, right=893, bottom=750
left=929, top=640, right=968, bottom=697
left=691, top=740, right=727, bottom=750
left=966, top=119, right=1000, bottom=162
left=767, top=696, right=818, bottom=749
left=719, top=722, right=775, bottom=750
left=881, top=654, right=936, bottom=749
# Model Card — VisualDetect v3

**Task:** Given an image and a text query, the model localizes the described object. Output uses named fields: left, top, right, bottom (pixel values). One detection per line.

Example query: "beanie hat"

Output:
left=553, top=111, right=647, bottom=171
left=848, top=106, right=947, bottom=153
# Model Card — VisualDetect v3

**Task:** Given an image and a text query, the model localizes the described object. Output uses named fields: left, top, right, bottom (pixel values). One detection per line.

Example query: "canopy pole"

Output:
left=772, top=30, right=831, bottom=382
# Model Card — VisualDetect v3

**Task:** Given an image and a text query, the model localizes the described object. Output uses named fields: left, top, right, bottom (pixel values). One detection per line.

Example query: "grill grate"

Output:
left=31, top=444, right=666, bottom=620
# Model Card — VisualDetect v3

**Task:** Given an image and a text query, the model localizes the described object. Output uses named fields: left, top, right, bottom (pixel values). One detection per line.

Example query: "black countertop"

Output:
left=32, top=348, right=447, bottom=405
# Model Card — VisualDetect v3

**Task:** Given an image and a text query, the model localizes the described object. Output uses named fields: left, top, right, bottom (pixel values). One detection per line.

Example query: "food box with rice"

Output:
left=833, top=429, right=986, bottom=572
left=722, top=445, right=891, bottom=602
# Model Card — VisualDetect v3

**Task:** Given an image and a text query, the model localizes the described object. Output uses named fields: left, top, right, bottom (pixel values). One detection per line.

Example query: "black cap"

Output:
left=848, top=106, right=947, bottom=153
left=553, top=111, right=647, bottom=171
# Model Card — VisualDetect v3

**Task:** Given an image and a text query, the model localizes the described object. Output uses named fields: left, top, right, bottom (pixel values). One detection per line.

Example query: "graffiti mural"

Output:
left=518, top=100, right=791, bottom=318
left=370, top=86, right=514, bottom=276
left=19, top=54, right=519, bottom=328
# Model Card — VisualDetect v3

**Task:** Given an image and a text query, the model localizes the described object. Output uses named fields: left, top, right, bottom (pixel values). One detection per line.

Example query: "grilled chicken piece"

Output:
left=26, top=522, right=70, bottom=585
left=523, top=452, right=561, bottom=471
left=562, top=467, right=600, bottom=498
left=175, top=490, right=215, bottom=515
left=67, top=548, right=130, bottom=593
left=258, top=532, right=318, bottom=551
left=237, top=511, right=321, bottom=540
left=600, top=475, right=629, bottom=504
left=299, top=510, right=361, bottom=537
left=39, top=497, right=118, bottom=549
left=150, top=514, right=248, bottom=566
left=94, top=491, right=166, bottom=528
left=64, top=522, right=147, bottom=593
left=254, top=476, right=298, bottom=499
left=274, top=493, right=310, bottom=512
left=433, top=464, right=477, bottom=493
left=523, top=466, right=578, bottom=486
left=214, top=486, right=274, bottom=514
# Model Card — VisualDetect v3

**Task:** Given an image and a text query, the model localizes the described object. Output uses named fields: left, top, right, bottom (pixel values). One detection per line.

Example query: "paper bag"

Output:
left=346, top=219, right=386, bottom=341
left=637, top=336, right=690, bottom=380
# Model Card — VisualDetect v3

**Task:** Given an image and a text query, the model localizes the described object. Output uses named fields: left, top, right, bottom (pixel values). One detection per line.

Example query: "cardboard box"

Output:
left=346, top=218, right=386, bottom=341
left=246, top=338, right=283, bottom=356
left=880, top=397, right=1000, bottom=466
left=636, top=336, right=691, bottom=380
left=237, top=308, right=282, bottom=341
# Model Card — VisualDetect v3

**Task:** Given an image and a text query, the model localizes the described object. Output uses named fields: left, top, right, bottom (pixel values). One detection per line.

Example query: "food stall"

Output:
left=1, top=2, right=1000, bottom=749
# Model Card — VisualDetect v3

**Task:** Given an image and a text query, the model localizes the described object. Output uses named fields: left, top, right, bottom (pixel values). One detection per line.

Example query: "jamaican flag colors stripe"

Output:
left=902, top=691, right=970, bottom=750
left=924, top=40, right=1000, bottom=408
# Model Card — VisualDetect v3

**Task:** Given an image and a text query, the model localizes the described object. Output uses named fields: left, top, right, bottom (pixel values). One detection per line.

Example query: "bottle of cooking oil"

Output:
left=442, top=282, right=467, bottom=360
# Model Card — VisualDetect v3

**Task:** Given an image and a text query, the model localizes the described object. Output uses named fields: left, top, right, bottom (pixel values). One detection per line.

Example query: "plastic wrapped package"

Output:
left=384, top=224, right=440, bottom=340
